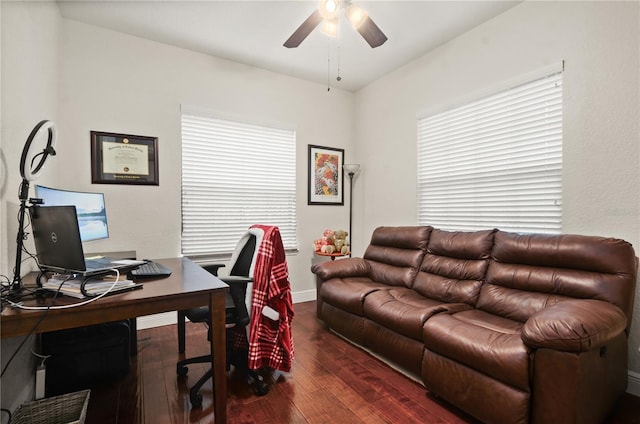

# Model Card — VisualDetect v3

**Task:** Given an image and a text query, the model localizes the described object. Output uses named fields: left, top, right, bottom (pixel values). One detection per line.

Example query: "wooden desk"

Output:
left=1, top=257, right=229, bottom=423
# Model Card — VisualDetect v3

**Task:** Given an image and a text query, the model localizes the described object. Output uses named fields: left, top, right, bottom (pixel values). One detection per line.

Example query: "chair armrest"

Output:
left=224, top=280, right=250, bottom=327
left=203, top=263, right=225, bottom=276
left=521, top=299, right=627, bottom=352
left=311, top=257, right=370, bottom=280
left=220, top=276, right=280, bottom=322
left=220, top=275, right=253, bottom=284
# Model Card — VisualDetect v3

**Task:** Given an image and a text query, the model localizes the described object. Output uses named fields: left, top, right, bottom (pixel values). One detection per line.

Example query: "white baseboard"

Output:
left=136, top=289, right=317, bottom=330
left=137, top=311, right=177, bottom=330
left=292, top=289, right=316, bottom=304
left=628, top=371, right=640, bottom=396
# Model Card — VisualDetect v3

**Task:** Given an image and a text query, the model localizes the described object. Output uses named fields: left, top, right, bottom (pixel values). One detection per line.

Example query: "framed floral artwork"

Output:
left=308, top=144, right=344, bottom=205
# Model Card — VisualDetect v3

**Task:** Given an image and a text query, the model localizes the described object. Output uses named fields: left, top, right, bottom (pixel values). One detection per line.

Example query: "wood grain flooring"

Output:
left=86, top=301, right=640, bottom=423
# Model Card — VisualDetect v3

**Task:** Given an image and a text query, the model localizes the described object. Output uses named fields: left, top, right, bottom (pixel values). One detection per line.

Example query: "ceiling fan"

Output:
left=284, top=0, right=388, bottom=49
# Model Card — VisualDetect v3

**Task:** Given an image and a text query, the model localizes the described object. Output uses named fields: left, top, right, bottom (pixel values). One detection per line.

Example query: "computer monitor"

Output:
left=35, top=185, right=109, bottom=242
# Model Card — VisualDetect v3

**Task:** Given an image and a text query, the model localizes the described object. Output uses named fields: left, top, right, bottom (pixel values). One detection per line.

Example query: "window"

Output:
left=417, top=68, right=563, bottom=233
left=181, top=107, right=297, bottom=258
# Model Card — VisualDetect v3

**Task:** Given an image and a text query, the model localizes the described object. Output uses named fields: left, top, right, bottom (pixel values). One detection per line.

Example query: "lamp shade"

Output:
left=343, top=163, right=360, bottom=174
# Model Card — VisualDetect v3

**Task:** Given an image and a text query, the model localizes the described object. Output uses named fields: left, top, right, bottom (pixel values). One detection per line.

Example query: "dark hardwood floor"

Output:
left=86, top=301, right=640, bottom=423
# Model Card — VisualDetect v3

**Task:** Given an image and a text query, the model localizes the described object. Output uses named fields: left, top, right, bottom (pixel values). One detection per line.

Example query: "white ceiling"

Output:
left=57, top=0, right=521, bottom=92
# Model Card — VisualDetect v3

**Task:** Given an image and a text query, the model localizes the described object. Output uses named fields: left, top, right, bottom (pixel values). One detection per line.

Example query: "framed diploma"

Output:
left=90, top=131, right=159, bottom=185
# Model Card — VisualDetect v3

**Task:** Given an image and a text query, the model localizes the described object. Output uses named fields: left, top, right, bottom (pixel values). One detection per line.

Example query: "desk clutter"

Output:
left=313, top=228, right=350, bottom=255
left=40, top=261, right=172, bottom=299
left=43, top=274, right=140, bottom=298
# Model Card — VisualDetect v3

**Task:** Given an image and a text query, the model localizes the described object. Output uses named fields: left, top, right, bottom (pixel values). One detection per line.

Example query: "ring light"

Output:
left=13, top=120, right=57, bottom=290
left=20, top=120, right=56, bottom=181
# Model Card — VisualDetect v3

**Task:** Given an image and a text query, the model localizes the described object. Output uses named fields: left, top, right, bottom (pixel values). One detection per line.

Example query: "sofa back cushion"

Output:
left=478, top=231, right=638, bottom=325
left=413, top=229, right=496, bottom=305
left=363, top=226, right=432, bottom=287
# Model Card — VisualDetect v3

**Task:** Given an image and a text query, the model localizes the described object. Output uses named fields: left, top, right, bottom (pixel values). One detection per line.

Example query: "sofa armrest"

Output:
left=521, top=299, right=627, bottom=352
left=311, top=258, right=370, bottom=280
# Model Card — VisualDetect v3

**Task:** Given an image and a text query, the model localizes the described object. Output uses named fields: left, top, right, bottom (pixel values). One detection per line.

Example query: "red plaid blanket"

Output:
left=245, top=225, right=294, bottom=372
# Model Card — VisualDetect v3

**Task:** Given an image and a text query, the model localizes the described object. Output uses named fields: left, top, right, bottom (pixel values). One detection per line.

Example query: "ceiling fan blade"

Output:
left=284, top=9, right=323, bottom=48
left=357, top=16, right=388, bottom=48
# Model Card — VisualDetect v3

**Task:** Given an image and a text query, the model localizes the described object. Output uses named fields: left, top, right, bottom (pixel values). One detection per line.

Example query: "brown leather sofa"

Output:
left=311, top=226, right=637, bottom=424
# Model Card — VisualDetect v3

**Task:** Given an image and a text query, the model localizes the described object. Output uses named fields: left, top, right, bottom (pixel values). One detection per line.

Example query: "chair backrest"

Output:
left=226, top=233, right=258, bottom=327
left=230, top=234, right=257, bottom=277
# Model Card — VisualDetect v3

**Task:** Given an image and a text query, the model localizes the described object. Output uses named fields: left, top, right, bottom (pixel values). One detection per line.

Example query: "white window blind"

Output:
left=181, top=110, right=297, bottom=257
left=417, top=70, right=563, bottom=233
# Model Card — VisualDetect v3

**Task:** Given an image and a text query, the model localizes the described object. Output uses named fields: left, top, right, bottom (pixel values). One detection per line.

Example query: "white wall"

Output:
left=49, top=19, right=355, bottom=298
left=1, top=1, right=61, bottom=281
left=0, top=1, right=61, bottom=418
left=354, top=0, right=640, bottom=376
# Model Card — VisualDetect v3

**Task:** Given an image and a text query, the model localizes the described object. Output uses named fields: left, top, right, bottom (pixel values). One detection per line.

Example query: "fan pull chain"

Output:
left=327, top=40, right=331, bottom=92
left=336, top=43, right=342, bottom=82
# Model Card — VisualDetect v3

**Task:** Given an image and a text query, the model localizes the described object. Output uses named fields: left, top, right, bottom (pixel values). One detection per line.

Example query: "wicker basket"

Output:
left=12, top=390, right=90, bottom=424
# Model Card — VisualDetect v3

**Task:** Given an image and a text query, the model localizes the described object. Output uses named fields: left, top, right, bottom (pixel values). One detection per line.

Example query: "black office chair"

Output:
left=176, top=233, right=269, bottom=408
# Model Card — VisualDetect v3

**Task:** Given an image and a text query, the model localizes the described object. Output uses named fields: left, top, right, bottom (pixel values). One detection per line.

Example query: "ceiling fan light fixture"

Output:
left=284, top=0, right=386, bottom=49
left=318, top=0, right=339, bottom=20
left=321, top=18, right=339, bottom=37
left=346, top=4, right=368, bottom=29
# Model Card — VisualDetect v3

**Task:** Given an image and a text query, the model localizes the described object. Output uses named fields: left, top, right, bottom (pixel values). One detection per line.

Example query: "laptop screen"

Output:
left=30, top=205, right=87, bottom=272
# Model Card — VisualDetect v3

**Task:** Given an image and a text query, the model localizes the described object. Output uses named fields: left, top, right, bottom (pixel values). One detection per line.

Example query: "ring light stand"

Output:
left=12, top=120, right=57, bottom=290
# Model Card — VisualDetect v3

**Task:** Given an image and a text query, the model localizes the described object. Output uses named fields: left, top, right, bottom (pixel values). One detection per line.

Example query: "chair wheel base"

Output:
left=190, top=391, right=203, bottom=408
left=256, top=379, right=269, bottom=396
left=177, top=364, right=188, bottom=377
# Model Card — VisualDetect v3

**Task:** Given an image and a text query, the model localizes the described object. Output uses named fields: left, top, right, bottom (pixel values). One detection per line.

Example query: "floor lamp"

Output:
left=343, top=164, right=360, bottom=256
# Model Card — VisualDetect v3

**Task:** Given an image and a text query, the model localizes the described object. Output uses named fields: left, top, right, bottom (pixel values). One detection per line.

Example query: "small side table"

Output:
left=315, top=252, right=348, bottom=260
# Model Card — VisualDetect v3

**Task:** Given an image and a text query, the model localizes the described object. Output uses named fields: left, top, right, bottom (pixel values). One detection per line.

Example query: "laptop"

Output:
left=29, top=205, right=144, bottom=277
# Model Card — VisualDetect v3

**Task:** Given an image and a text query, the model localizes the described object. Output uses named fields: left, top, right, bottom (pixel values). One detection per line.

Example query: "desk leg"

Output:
left=210, top=291, right=227, bottom=423
left=177, top=311, right=186, bottom=353
left=129, top=318, right=137, bottom=356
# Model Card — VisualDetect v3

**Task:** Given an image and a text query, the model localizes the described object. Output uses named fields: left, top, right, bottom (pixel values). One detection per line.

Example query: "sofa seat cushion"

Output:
left=363, top=288, right=470, bottom=340
left=423, top=310, right=530, bottom=391
left=319, top=277, right=390, bottom=316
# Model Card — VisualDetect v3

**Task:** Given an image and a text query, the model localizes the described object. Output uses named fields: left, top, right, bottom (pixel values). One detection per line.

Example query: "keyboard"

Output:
left=129, top=261, right=172, bottom=277
left=85, top=257, right=114, bottom=268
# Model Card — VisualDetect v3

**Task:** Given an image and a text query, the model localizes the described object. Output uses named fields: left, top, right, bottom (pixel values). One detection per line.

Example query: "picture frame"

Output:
left=91, top=131, right=159, bottom=185
left=308, top=144, right=344, bottom=205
